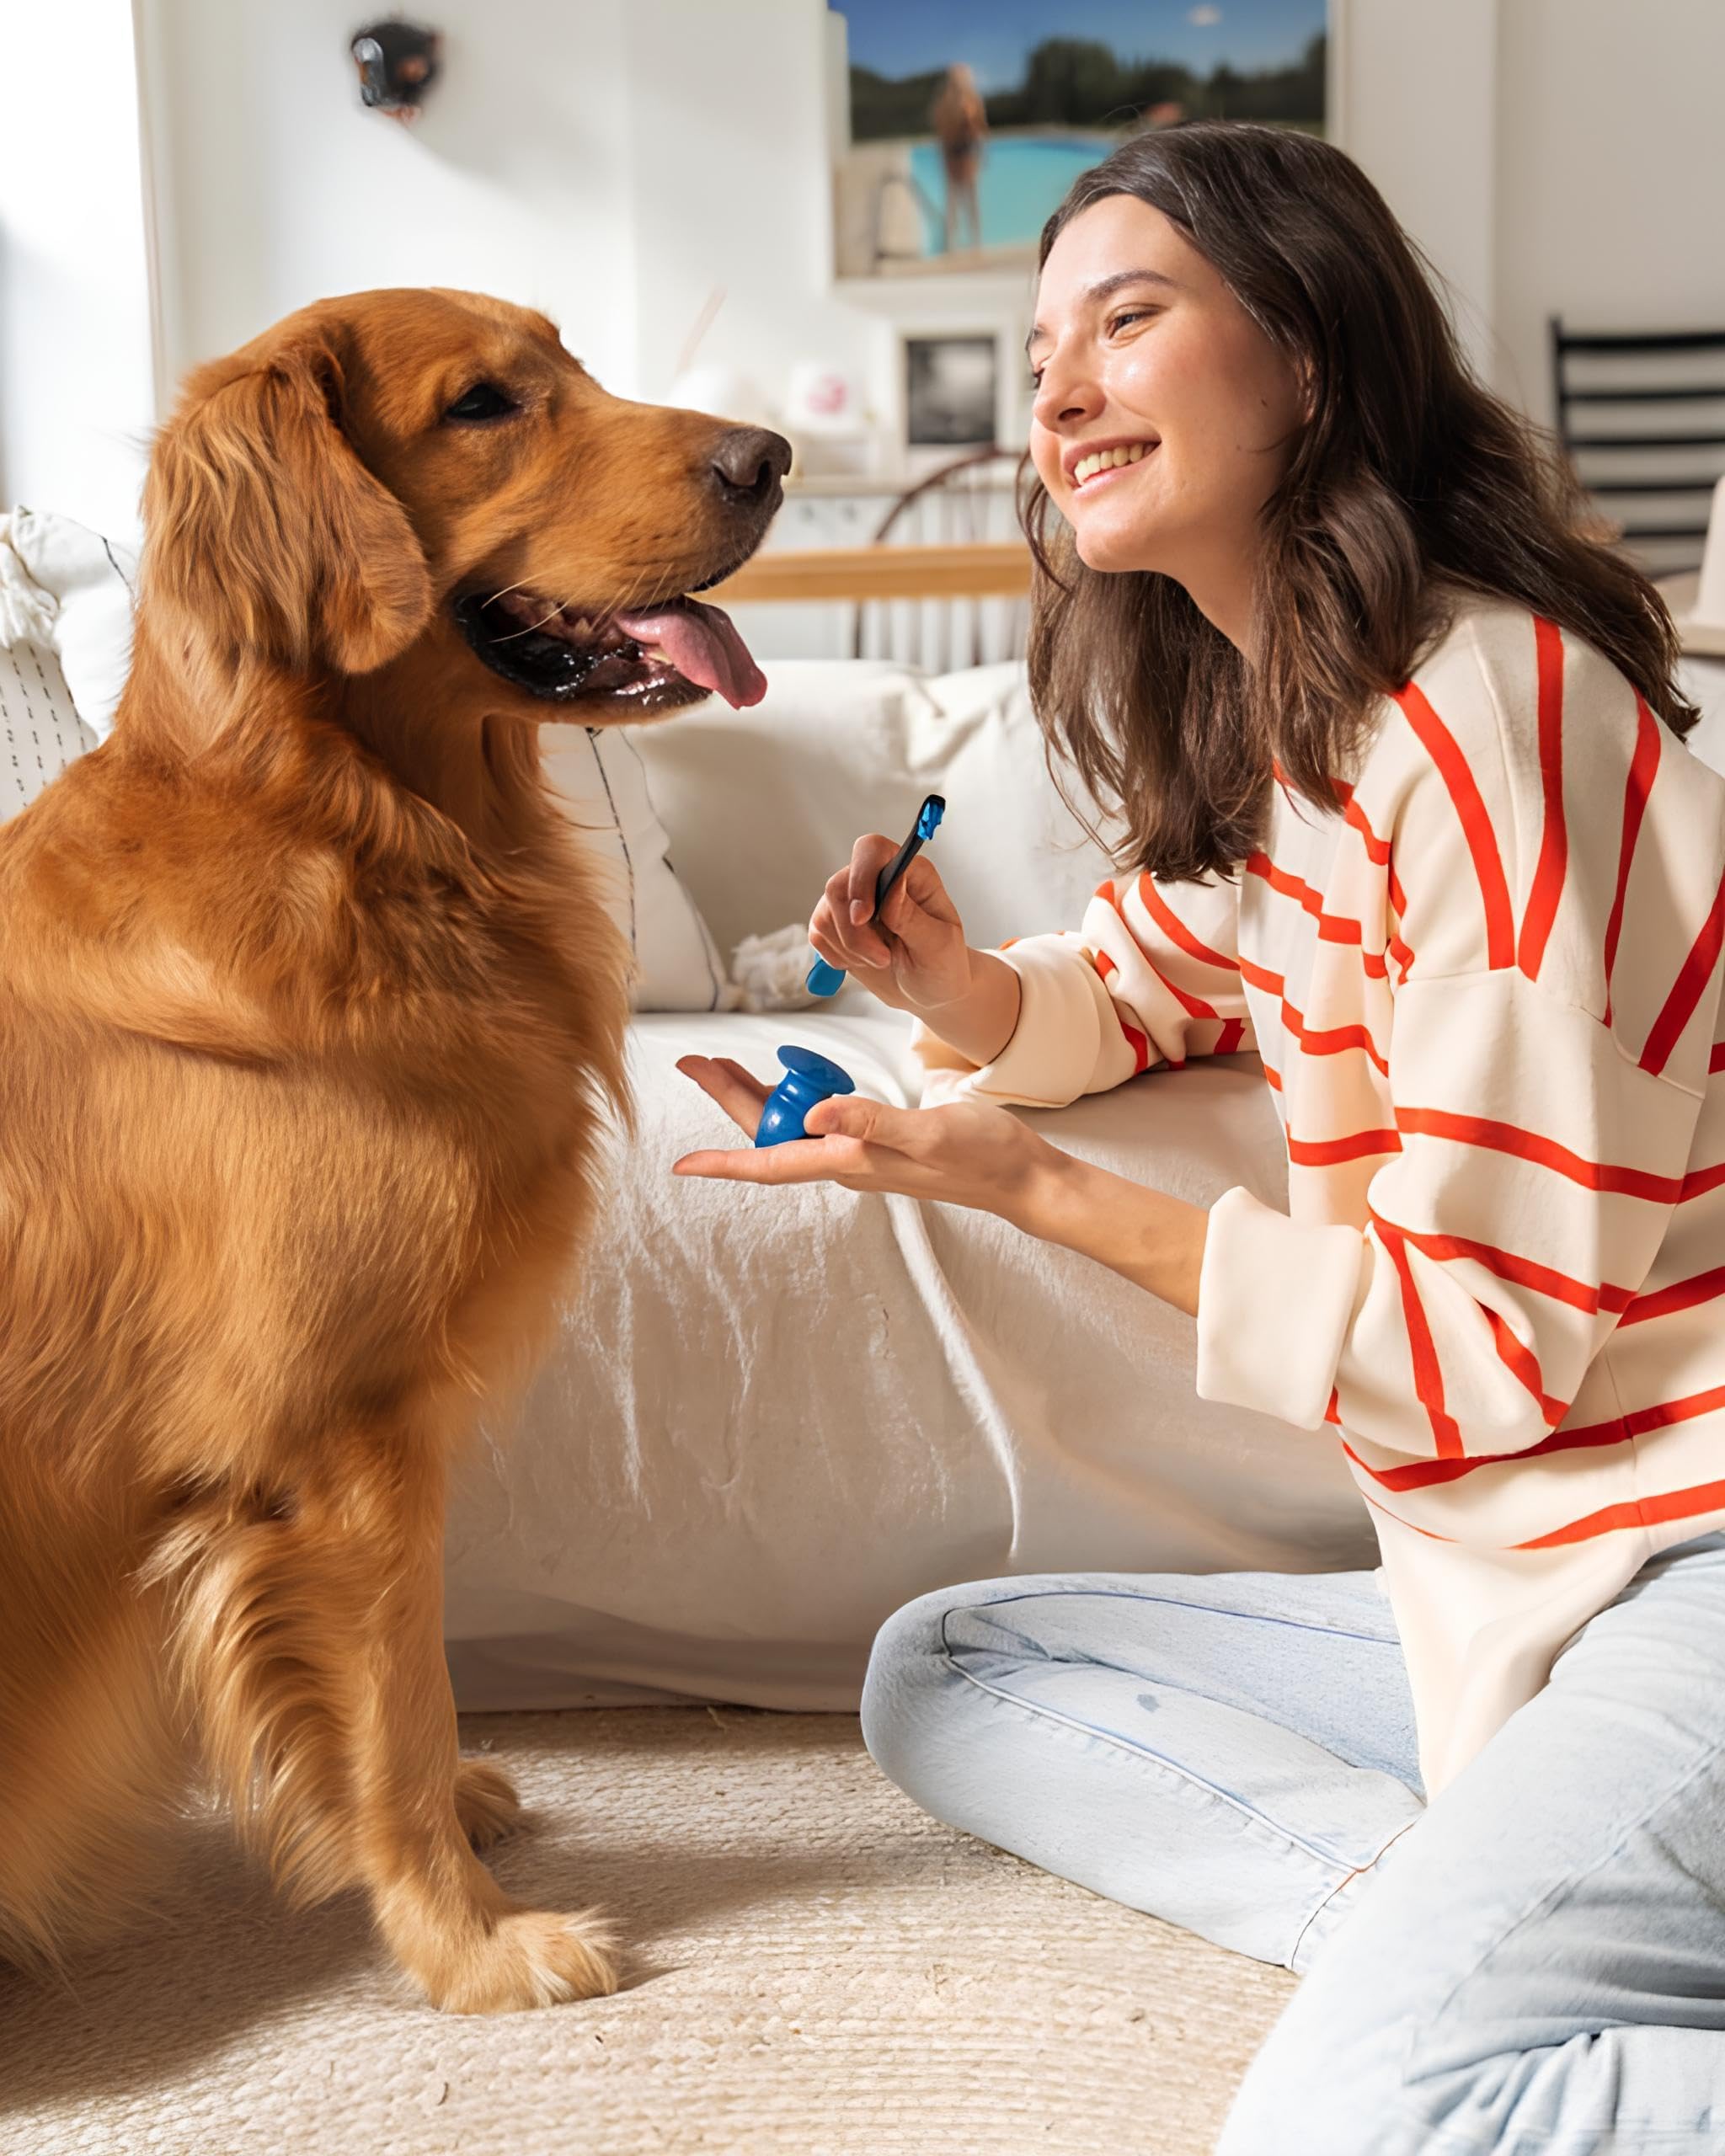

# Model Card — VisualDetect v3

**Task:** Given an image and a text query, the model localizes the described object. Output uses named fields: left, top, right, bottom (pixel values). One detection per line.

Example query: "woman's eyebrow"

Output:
left=1083, top=268, right=1180, bottom=304
left=1027, top=269, right=1179, bottom=355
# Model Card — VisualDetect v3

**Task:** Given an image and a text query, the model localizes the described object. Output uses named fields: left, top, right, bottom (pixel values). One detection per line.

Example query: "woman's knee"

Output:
left=1218, top=1968, right=1426, bottom=2156
left=1217, top=1874, right=1530, bottom=2156
left=860, top=1579, right=997, bottom=1810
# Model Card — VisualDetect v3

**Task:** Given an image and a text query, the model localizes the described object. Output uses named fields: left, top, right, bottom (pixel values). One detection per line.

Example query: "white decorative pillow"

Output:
left=629, top=658, right=1117, bottom=965
left=0, top=638, right=98, bottom=822
left=541, top=723, right=740, bottom=1012
left=2, top=509, right=137, bottom=741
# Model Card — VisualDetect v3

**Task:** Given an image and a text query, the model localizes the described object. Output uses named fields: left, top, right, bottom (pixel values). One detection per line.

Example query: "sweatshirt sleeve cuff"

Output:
left=1195, top=1187, right=1366, bottom=1430
left=909, top=938, right=1118, bottom=1108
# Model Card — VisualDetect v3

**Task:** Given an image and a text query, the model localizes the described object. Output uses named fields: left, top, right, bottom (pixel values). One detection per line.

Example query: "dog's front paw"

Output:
left=431, top=1908, right=620, bottom=2014
left=454, top=1758, right=522, bottom=1850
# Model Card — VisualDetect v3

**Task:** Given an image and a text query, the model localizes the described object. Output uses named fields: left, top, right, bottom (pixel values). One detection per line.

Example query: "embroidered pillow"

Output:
left=542, top=724, right=738, bottom=1012
left=0, top=637, right=96, bottom=823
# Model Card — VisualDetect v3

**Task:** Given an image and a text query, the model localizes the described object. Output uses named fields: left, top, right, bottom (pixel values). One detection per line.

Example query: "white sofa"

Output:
left=441, top=659, right=1378, bottom=1710
left=10, top=519, right=1354, bottom=1718
left=24, top=515, right=1721, bottom=1716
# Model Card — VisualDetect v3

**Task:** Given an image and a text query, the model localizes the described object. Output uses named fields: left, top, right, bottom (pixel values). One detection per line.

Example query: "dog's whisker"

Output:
left=471, top=557, right=714, bottom=648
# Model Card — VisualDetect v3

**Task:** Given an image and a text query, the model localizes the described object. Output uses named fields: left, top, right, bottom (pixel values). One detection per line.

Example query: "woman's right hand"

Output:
left=809, top=837, right=975, bottom=1016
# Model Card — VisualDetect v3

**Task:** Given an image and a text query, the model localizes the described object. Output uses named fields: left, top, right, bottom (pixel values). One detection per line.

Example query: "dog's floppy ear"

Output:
left=142, top=325, right=433, bottom=675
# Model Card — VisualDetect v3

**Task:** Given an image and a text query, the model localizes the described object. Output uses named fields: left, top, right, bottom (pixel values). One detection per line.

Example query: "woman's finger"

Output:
left=884, top=854, right=961, bottom=929
left=671, top=1133, right=879, bottom=1184
left=676, top=1054, right=771, bottom=1135
left=802, top=1093, right=921, bottom=1150
left=808, top=915, right=854, bottom=973
left=813, top=883, right=890, bottom=972
left=846, top=834, right=900, bottom=924
left=875, top=865, right=957, bottom=961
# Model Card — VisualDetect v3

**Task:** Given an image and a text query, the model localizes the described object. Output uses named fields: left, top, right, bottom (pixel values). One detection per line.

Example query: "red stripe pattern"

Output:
left=1394, top=1107, right=1690, bottom=1203
left=1090, top=948, right=1151, bottom=1073
left=1393, top=678, right=1517, bottom=969
left=1379, top=1223, right=1465, bottom=1459
left=1642, top=866, right=1725, bottom=1076
left=1516, top=616, right=1567, bottom=982
left=1135, top=873, right=1239, bottom=973
left=960, top=606, right=1725, bottom=1785
left=1078, top=876, right=1258, bottom=1077
left=1603, top=697, right=1661, bottom=1026
left=1213, top=611, right=1725, bottom=1781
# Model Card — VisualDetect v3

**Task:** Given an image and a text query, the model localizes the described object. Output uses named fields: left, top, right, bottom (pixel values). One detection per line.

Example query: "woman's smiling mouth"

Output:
left=1069, top=440, right=1159, bottom=489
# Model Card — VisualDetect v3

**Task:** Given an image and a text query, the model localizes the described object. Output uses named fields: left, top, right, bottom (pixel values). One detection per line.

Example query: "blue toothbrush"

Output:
left=806, top=792, right=947, bottom=997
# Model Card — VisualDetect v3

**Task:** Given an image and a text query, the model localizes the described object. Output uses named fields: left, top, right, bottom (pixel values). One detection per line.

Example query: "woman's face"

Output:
left=1028, top=195, right=1306, bottom=600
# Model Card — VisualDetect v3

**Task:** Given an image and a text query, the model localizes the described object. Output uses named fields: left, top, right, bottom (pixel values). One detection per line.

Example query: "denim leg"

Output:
left=861, top=1567, right=1425, bottom=1971
left=1219, top=1534, right=1725, bottom=2156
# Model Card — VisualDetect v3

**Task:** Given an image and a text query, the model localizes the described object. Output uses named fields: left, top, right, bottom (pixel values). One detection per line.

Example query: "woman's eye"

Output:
left=443, top=383, right=518, bottom=423
left=1108, top=310, right=1153, bottom=337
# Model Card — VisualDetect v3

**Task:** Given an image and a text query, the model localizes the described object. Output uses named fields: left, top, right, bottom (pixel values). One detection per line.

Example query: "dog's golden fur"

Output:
left=0, top=289, right=777, bottom=2011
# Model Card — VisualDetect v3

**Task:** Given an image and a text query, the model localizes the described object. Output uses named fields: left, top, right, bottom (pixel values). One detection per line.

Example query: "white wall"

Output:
left=1331, top=0, right=1501, bottom=383
left=1493, top=0, right=1725, bottom=424
left=0, top=0, right=155, bottom=536
left=132, top=0, right=1032, bottom=440
left=7, top=0, right=1724, bottom=533
left=136, top=0, right=639, bottom=396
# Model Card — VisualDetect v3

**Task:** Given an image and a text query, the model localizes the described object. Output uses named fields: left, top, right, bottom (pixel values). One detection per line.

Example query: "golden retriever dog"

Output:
left=0, top=288, right=788, bottom=2012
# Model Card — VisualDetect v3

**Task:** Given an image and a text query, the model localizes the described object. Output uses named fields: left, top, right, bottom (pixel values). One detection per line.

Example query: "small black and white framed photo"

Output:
left=903, top=333, right=1000, bottom=450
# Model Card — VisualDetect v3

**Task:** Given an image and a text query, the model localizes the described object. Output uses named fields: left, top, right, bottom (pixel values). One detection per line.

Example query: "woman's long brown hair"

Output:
left=1025, top=121, right=1696, bottom=883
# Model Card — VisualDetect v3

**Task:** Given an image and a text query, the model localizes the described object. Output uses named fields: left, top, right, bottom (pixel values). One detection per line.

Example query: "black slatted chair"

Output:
left=1550, top=318, right=1725, bottom=574
left=852, top=448, right=1026, bottom=671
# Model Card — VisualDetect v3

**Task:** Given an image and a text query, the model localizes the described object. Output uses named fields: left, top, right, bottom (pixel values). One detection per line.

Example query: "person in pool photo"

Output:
left=675, top=120, right=1725, bottom=2154
left=931, top=60, right=987, bottom=253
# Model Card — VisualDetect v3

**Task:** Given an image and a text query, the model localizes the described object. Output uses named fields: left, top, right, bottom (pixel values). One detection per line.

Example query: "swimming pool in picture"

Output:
left=907, top=134, right=1117, bottom=257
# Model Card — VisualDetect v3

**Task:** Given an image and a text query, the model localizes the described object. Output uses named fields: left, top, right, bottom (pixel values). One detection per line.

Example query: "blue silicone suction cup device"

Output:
left=807, top=792, right=946, bottom=997
left=754, top=1045, right=857, bottom=1148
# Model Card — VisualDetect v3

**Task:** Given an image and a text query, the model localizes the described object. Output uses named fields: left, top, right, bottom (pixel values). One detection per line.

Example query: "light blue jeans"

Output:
left=859, top=1536, right=1725, bottom=2155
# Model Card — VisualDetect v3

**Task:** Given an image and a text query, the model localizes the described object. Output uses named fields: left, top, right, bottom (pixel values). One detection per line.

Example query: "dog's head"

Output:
left=141, top=287, right=788, bottom=719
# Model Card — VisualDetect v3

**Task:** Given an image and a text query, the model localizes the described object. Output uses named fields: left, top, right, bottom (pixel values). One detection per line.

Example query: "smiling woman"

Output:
left=677, top=120, right=1725, bottom=2156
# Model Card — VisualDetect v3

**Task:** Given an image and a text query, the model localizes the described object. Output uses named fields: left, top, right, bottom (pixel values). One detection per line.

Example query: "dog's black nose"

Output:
left=710, top=427, right=793, bottom=505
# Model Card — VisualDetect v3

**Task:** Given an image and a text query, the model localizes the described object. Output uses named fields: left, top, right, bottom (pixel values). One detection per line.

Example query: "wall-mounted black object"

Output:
left=350, top=21, right=441, bottom=121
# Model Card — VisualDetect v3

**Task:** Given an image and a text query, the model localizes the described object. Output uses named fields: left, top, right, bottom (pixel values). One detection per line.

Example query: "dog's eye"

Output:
left=443, top=383, right=518, bottom=423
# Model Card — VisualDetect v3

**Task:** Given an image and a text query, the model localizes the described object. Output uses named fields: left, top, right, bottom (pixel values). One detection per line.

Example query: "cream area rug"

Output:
left=0, top=1707, right=1295, bottom=2155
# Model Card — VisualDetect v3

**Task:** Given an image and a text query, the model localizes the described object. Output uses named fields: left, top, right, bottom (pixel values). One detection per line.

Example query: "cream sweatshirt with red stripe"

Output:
left=913, top=597, right=1725, bottom=1792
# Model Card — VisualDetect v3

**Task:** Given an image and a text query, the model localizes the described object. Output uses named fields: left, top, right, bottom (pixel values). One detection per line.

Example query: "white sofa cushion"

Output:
left=628, top=658, right=1115, bottom=964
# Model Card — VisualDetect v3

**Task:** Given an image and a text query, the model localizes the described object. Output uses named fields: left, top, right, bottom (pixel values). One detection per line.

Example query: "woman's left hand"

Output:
left=671, top=1054, right=1064, bottom=1227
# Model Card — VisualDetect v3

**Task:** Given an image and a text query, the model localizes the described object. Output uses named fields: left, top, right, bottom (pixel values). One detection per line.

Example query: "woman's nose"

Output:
left=1031, top=354, right=1101, bottom=434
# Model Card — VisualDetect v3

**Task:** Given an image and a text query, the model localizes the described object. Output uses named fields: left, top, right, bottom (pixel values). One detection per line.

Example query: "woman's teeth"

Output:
left=1073, top=442, right=1152, bottom=487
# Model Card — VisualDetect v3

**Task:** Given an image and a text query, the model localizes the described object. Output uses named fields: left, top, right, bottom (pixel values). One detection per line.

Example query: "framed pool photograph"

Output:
left=828, top=0, right=1328, bottom=282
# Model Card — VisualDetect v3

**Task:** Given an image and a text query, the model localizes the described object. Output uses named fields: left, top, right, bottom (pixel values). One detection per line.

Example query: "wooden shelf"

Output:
left=709, top=541, right=1032, bottom=604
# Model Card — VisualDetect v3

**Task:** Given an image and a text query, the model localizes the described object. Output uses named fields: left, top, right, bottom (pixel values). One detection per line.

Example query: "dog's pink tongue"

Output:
left=615, top=598, right=767, bottom=709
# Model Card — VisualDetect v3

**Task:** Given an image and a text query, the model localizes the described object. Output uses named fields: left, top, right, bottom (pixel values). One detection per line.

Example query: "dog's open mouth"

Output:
left=453, top=588, right=768, bottom=712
